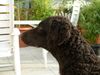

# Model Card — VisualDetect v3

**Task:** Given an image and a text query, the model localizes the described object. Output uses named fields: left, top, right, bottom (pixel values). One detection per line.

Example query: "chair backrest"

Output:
left=70, top=0, right=80, bottom=26
left=0, top=0, right=14, bottom=57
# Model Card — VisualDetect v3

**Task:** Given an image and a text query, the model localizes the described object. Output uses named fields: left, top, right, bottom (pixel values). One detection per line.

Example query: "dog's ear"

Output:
left=48, top=19, right=71, bottom=46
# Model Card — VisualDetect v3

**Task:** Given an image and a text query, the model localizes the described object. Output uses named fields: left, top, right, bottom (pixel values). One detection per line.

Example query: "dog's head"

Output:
left=21, top=16, right=73, bottom=49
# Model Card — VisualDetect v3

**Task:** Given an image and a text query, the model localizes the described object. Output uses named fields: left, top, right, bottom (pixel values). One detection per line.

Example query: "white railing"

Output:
left=14, top=20, right=41, bottom=27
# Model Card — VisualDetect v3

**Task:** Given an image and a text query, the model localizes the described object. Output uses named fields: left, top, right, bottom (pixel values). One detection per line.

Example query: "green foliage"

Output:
left=79, top=0, right=100, bottom=44
left=29, top=0, right=53, bottom=20
left=15, top=0, right=53, bottom=20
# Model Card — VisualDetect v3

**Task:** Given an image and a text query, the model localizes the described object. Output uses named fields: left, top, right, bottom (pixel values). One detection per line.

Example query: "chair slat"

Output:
left=0, top=14, right=9, bottom=20
left=0, top=28, right=10, bottom=34
left=0, top=35, right=11, bottom=41
left=0, top=0, right=9, bottom=4
left=0, top=21, right=10, bottom=27
left=0, top=41, right=12, bottom=57
left=0, top=6, right=9, bottom=12
left=0, top=41, right=11, bottom=48
left=0, top=51, right=12, bottom=57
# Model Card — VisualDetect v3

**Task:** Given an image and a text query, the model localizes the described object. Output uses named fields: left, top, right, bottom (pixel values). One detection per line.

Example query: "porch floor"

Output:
left=0, top=47, right=59, bottom=75
left=0, top=47, right=100, bottom=75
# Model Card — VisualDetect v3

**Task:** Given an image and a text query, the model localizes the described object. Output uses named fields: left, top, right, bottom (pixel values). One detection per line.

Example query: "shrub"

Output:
left=15, top=0, right=53, bottom=20
left=79, top=0, right=100, bottom=44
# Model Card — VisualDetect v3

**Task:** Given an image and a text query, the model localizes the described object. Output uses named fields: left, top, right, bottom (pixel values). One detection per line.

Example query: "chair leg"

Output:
left=13, top=32, right=21, bottom=75
left=42, top=48, right=48, bottom=67
left=14, top=47, right=21, bottom=75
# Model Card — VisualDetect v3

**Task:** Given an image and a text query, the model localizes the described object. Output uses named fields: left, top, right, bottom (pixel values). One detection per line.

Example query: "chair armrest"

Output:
left=11, top=28, right=20, bottom=36
left=12, top=28, right=27, bottom=48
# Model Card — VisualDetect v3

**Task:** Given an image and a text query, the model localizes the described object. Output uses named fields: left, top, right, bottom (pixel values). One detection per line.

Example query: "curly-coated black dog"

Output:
left=21, top=16, right=100, bottom=75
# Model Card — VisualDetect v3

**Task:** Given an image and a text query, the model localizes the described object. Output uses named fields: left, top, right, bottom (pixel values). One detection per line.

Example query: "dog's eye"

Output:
left=37, top=27, right=47, bottom=35
left=36, top=27, right=43, bottom=32
left=38, top=27, right=43, bottom=30
left=36, top=27, right=42, bottom=31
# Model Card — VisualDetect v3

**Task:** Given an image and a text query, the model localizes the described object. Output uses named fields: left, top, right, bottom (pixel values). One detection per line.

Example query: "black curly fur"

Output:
left=21, top=16, right=100, bottom=75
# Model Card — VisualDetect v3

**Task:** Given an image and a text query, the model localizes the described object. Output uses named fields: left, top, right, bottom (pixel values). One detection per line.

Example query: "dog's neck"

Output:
left=48, top=30, right=97, bottom=62
left=47, top=31, right=99, bottom=75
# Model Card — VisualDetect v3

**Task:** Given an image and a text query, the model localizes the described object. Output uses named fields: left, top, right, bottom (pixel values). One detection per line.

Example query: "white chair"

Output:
left=70, top=0, right=80, bottom=26
left=42, top=0, right=81, bottom=67
left=42, top=48, right=48, bottom=67
left=43, top=0, right=81, bottom=68
left=0, top=0, right=21, bottom=75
